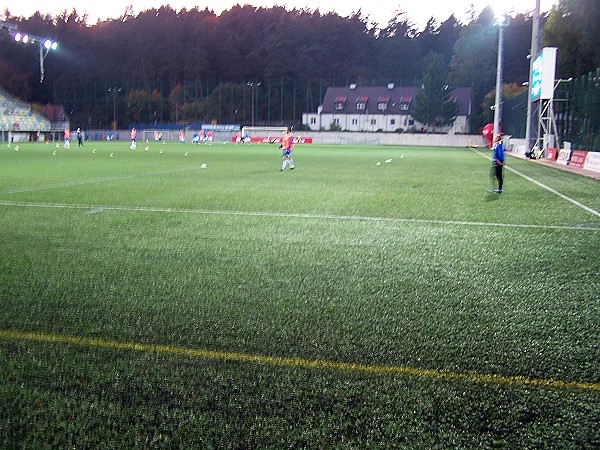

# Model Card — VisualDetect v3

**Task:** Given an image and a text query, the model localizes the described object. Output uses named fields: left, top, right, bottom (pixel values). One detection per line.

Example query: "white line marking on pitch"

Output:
left=474, top=150, right=600, bottom=218
left=0, top=167, right=195, bottom=195
left=0, top=200, right=598, bottom=231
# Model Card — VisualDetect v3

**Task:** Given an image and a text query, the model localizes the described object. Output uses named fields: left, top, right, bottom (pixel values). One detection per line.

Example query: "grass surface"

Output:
left=1, top=140, right=599, bottom=448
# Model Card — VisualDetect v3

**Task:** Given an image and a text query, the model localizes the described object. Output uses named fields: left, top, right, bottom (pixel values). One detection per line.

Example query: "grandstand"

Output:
left=0, top=85, right=65, bottom=142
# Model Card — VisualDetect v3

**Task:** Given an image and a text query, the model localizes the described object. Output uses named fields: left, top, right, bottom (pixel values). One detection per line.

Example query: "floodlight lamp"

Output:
left=14, top=32, right=21, bottom=42
left=22, top=34, right=29, bottom=43
left=42, top=40, right=58, bottom=50
left=496, top=14, right=508, bottom=27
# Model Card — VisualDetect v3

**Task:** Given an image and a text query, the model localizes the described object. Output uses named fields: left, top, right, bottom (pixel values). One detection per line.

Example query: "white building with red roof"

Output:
left=302, top=84, right=472, bottom=134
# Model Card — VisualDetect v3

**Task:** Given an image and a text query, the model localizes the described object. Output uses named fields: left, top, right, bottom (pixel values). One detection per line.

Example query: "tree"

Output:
left=0, top=4, right=542, bottom=128
left=412, top=53, right=458, bottom=131
left=542, top=0, right=600, bottom=78
left=480, top=82, right=527, bottom=125
left=416, top=15, right=462, bottom=66
left=376, top=10, right=420, bottom=84
left=503, top=13, right=536, bottom=84
left=126, top=89, right=162, bottom=124
left=448, top=7, right=498, bottom=130
left=0, top=61, right=31, bottom=99
left=206, top=82, right=248, bottom=123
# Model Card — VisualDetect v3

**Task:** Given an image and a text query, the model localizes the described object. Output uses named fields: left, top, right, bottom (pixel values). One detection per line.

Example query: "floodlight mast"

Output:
left=39, top=40, right=51, bottom=83
left=108, top=87, right=122, bottom=130
left=247, top=81, right=261, bottom=127
left=493, top=15, right=508, bottom=138
left=525, top=0, right=541, bottom=151
left=2, top=22, right=58, bottom=83
left=32, top=36, right=58, bottom=82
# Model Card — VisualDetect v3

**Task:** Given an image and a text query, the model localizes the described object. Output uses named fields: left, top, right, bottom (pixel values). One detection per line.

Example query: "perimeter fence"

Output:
left=503, top=68, right=600, bottom=151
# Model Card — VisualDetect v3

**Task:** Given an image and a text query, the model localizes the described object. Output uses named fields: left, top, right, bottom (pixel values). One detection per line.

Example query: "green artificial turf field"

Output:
left=1, top=140, right=599, bottom=448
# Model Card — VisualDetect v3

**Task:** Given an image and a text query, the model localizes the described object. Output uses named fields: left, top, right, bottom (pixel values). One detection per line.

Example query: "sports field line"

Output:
left=1, top=329, right=598, bottom=392
left=0, top=167, right=195, bottom=195
left=474, top=150, right=600, bottom=218
left=508, top=165, right=600, bottom=217
left=1, top=200, right=599, bottom=231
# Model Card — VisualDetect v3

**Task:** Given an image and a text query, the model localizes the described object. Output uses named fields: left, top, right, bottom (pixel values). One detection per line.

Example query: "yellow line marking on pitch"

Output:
left=1, top=329, right=598, bottom=392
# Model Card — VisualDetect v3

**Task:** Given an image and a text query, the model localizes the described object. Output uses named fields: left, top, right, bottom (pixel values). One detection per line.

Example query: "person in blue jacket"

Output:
left=491, top=133, right=505, bottom=193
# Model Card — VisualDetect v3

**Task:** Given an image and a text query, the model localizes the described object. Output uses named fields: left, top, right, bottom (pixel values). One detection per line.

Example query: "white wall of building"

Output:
left=300, top=131, right=487, bottom=148
left=303, top=113, right=469, bottom=135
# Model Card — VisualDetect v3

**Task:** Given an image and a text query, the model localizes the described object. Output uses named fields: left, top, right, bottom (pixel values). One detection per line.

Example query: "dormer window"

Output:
left=377, top=96, right=390, bottom=111
left=334, top=96, right=346, bottom=110
left=400, top=96, right=412, bottom=111
left=356, top=96, right=369, bottom=111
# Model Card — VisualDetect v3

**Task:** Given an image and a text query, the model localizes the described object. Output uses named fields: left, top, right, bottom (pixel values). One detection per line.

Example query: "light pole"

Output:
left=525, top=0, right=541, bottom=151
left=108, top=87, right=122, bottom=131
left=7, top=26, right=58, bottom=83
left=37, top=39, right=58, bottom=83
left=493, top=15, right=508, bottom=138
left=247, top=81, right=261, bottom=127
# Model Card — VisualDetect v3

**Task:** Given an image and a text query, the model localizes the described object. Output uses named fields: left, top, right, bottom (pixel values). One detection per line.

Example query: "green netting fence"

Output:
left=504, top=68, right=600, bottom=151
left=51, top=78, right=363, bottom=131
left=556, top=68, right=600, bottom=151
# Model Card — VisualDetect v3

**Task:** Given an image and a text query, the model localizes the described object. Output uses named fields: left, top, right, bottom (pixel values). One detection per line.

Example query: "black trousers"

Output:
left=493, top=163, right=503, bottom=190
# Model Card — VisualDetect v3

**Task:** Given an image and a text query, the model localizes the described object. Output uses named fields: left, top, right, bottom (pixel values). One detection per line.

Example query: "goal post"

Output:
left=242, top=126, right=287, bottom=140
left=141, top=129, right=175, bottom=143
